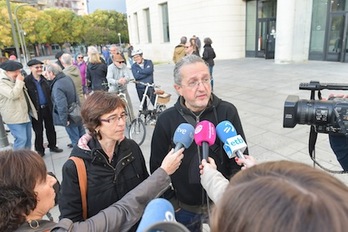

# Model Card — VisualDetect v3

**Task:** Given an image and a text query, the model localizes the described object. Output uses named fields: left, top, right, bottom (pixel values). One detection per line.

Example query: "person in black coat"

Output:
left=202, top=37, right=216, bottom=91
left=86, top=46, right=108, bottom=92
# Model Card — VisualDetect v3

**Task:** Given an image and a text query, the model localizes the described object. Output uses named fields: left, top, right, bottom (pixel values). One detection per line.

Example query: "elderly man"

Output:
left=106, top=44, right=126, bottom=65
left=150, top=55, right=248, bottom=231
left=61, top=53, right=84, bottom=104
left=24, top=59, right=63, bottom=156
left=0, top=60, right=37, bottom=149
left=45, top=63, right=85, bottom=149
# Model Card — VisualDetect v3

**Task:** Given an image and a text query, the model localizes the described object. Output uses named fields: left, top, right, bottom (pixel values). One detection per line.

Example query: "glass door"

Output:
left=256, top=18, right=276, bottom=58
left=326, top=13, right=348, bottom=62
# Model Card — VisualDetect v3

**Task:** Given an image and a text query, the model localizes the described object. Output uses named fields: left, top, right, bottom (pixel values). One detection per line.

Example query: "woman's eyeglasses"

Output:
left=77, top=57, right=83, bottom=59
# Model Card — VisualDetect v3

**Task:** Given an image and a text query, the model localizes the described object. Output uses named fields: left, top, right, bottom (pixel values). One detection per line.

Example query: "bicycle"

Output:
left=129, top=80, right=171, bottom=145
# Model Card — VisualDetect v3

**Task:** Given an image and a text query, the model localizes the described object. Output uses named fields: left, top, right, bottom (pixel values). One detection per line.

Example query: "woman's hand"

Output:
left=160, top=148, right=184, bottom=175
left=235, top=155, right=256, bottom=170
left=199, top=157, right=217, bottom=175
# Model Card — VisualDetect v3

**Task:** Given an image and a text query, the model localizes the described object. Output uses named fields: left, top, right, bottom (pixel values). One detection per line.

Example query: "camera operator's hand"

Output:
left=328, top=93, right=348, bottom=100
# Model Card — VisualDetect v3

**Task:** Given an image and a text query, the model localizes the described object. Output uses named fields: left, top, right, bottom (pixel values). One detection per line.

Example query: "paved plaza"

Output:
left=4, top=57, right=348, bottom=222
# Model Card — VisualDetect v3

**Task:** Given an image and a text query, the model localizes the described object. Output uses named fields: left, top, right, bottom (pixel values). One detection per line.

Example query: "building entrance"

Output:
left=256, top=18, right=276, bottom=59
left=326, top=12, right=348, bottom=62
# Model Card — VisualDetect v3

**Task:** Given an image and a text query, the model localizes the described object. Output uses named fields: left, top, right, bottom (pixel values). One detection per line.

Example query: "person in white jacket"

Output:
left=106, top=53, right=135, bottom=119
left=200, top=156, right=256, bottom=203
left=0, top=60, right=37, bottom=149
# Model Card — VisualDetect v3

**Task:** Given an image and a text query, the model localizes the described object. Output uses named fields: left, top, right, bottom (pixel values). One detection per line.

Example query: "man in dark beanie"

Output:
left=55, top=51, right=65, bottom=69
left=24, top=59, right=63, bottom=157
left=0, top=60, right=38, bottom=149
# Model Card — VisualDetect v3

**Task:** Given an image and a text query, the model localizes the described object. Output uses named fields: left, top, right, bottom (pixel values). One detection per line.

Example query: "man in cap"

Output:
left=131, top=49, right=156, bottom=110
left=24, top=59, right=63, bottom=157
left=0, top=60, right=38, bottom=149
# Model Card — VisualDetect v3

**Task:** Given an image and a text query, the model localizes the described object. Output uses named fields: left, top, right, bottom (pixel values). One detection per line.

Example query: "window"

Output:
left=134, top=12, right=140, bottom=43
left=144, top=8, right=152, bottom=43
left=160, top=2, right=170, bottom=42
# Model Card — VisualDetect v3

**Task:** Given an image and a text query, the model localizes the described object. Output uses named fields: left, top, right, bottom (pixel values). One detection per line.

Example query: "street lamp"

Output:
left=118, top=33, right=122, bottom=45
left=14, top=3, right=36, bottom=64
left=6, top=0, right=20, bottom=61
left=19, top=18, right=35, bottom=64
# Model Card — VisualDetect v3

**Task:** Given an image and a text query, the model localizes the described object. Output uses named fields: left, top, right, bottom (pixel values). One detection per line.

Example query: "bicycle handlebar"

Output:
left=130, top=79, right=160, bottom=88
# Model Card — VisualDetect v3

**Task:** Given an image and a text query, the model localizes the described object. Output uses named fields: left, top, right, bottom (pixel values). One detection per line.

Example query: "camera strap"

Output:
left=308, top=91, right=348, bottom=174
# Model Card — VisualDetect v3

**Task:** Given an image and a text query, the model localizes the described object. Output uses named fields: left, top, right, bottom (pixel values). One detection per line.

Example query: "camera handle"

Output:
left=308, top=90, right=348, bottom=174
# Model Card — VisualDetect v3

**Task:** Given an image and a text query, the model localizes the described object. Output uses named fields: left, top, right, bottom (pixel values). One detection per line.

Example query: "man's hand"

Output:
left=118, top=77, right=127, bottom=86
left=16, top=73, right=24, bottom=81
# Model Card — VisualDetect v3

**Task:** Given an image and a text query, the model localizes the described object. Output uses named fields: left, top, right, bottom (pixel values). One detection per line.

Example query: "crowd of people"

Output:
left=2, top=38, right=348, bottom=232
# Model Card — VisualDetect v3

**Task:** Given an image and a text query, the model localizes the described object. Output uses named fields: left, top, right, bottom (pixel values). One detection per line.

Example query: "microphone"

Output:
left=136, top=198, right=176, bottom=232
left=216, top=120, right=246, bottom=159
left=173, top=123, right=195, bottom=152
left=194, top=120, right=216, bottom=160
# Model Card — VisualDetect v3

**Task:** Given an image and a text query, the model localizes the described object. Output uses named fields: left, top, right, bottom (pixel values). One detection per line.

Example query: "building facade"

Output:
left=126, top=0, right=348, bottom=63
left=40, top=0, right=88, bottom=15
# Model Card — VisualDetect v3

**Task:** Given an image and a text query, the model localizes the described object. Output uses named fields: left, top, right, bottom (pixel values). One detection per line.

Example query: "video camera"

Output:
left=283, top=81, right=348, bottom=136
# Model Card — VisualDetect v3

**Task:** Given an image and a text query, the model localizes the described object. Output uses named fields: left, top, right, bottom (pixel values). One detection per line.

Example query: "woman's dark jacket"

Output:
left=202, top=44, right=216, bottom=66
left=58, top=136, right=149, bottom=225
left=86, top=62, right=108, bottom=91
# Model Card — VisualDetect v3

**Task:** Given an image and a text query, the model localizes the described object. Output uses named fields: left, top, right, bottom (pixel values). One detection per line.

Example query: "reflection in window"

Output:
left=258, top=0, right=277, bottom=18
left=330, top=0, right=347, bottom=12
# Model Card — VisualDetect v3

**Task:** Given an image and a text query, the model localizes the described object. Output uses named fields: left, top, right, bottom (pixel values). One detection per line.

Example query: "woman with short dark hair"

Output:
left=0, top=148, right=183, bottom=231
left=58, top=91, right=161, bottom=231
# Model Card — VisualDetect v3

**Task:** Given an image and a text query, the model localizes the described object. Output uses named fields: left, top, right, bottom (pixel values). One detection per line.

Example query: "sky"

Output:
left=87, top=0, right=126, bottom=13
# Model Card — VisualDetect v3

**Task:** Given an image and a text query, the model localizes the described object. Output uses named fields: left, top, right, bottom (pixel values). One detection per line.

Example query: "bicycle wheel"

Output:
left=124, top=104, right=133, bottom=138
left=129, top=118, right=146, bottom=146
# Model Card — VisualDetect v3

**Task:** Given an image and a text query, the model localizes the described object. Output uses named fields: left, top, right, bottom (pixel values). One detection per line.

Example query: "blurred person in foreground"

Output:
left=0, top=60, right=37, bottom=149
left=58, top=91, right=150, bottom=231
left=208, top=160, right=348, bottom=232
left=150, top=55, right=248, bottom=231
left=0, top=147, right=184, bottom=231
left=200, top=156, right=256, bottom=203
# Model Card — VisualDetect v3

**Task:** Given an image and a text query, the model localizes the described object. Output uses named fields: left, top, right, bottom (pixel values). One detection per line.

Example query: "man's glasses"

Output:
left=181, top=78, right=211, bottom=88
left=34, top=66, right=43, bottom=69
left=117, top=61, right=125, bottom=64
left=100, top=113, right=128, bottom=124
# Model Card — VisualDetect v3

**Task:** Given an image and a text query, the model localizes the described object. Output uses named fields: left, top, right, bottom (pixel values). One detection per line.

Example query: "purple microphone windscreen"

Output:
left=173, top=123, right=194, bottom=152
